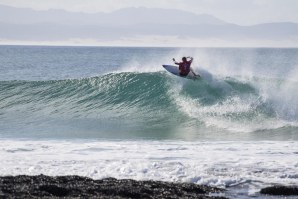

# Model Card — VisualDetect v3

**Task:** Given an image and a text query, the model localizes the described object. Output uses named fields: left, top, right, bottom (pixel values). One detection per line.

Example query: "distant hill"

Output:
left=0, top=4, right=298, bottom=46
left=0, top=5, right=226, bottom=25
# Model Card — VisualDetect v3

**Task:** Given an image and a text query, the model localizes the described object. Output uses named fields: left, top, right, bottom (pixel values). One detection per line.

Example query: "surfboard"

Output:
left=162, top=65, right=200, bottom=80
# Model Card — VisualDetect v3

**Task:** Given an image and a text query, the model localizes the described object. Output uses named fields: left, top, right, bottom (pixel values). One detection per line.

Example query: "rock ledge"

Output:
left=260, top=185, right=298, bottom=196
left=0, top=175, right=226, bottom=198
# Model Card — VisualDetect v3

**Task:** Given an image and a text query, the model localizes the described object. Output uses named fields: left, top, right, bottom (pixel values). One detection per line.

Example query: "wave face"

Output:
left=1, top=71, right=297, bottom=139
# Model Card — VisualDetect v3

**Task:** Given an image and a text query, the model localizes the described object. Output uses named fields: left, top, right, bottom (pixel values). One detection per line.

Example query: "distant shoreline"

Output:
left=1, top=44, right=298, bottom=49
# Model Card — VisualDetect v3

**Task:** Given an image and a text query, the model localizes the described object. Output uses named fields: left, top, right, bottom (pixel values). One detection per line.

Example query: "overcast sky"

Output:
left=0, top=0, right=297, bottom=25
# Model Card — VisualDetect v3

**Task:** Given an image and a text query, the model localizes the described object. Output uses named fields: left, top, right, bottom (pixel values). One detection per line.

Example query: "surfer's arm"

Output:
left=173, top=58, right=179, bottom=65
left=173, top=60, right=180, bottom=65
left=190, top=67, right=196, bottom=75
left=190, top=67, right=200, bottom=77
left=187, top=57, right=198, bottom=76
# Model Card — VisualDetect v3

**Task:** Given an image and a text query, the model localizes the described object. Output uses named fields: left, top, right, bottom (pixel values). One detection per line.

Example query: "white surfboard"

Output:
left=162, top=65, right=200, bottom=80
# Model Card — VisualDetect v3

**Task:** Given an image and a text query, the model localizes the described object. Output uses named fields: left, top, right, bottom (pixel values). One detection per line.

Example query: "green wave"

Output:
left=0, top=72, right=259, bottom=115
left=0, top=72, right=297, bottom=136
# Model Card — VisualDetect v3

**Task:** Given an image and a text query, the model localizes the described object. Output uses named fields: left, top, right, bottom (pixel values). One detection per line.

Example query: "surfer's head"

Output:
left=182, top=57, right=187, bottom=62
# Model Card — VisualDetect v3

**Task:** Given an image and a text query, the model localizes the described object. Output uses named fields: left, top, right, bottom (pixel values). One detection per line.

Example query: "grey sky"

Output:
left=0, top=0, right=297, bottom=25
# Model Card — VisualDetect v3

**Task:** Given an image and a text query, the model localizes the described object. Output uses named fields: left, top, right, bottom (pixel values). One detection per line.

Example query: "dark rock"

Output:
left=260, top=185, right=298, bottom=196
left=38, top=185, right=70, bottom=197
left=0, top=175, right=226, bottom=198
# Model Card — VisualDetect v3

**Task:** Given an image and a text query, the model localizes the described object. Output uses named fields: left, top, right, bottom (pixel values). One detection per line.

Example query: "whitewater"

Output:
left=0, top=46, right=297, bottom=198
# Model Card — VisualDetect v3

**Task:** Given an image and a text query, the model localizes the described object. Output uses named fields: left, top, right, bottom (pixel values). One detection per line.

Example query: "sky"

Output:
left=0, top=0, right=298, bottom=25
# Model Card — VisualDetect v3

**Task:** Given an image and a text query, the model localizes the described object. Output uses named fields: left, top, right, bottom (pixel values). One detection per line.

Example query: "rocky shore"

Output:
left=0, top=175, right=226, bottom=199
left=260, top=185, right=298, bottom=196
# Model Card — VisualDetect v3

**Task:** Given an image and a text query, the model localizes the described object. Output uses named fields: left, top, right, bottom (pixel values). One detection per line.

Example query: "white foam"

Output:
left=0, top=139, right=297, bottom=194
left=168, top=78, right=288, bottom=133
left=116, top=55, right=174, bottom=73
left=190, top=48, right=298, bottom=123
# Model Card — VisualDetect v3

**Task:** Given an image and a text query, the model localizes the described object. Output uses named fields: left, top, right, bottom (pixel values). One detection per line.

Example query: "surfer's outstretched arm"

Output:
left=190, top=67, right=196, bottom=75
left=172, top=58, right=179, bottom=65
left=190, top=68, right=200, bottom=77
left=187, top=57, right=200, bottom=77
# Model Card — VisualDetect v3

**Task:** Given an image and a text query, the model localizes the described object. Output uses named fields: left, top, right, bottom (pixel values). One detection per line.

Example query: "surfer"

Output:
left=173, top=57, right=199, bottom=77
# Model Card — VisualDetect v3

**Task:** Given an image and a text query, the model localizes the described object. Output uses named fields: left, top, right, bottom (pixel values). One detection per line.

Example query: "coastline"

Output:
left=0, top=175, right=226, bottom=199
left=1, top=175, right=297, bottom=198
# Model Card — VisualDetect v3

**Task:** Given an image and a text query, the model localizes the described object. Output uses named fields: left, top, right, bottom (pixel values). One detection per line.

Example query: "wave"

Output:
left=1, top=71, right=297, bottom=136
left=1, top=72, right=170, bottom=117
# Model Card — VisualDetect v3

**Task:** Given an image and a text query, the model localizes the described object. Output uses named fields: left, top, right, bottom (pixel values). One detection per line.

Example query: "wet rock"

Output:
left=260, top=185, right=298, bottom=196
left=0, top=175, right=226, bottom=198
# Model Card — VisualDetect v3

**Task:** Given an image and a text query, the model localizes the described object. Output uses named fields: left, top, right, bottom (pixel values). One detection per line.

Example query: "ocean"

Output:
left=0, top=46, right=297, bottom=198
